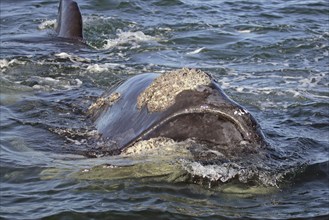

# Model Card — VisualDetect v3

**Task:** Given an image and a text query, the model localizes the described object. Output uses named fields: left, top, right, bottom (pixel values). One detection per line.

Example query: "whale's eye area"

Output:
left=144, top=113, right=245, bottom=146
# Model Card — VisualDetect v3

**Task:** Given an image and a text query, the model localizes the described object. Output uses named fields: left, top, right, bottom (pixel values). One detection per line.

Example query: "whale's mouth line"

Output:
left=121, top=107, right=259, bottom=153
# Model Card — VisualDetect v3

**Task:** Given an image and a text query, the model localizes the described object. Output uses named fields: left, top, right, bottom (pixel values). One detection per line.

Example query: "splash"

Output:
left=86, top=63, right=124, bottom=73
left=38, top=19, right=56, bottom=30
left=186, top=47, right=205, bottom=55
left=0, top=59, right=26, bottom=72
left=54, top=52, right=91, bottom=63
left=102, top=30, right=157, bottom=50
left=181, top=160, right=284, bottom=187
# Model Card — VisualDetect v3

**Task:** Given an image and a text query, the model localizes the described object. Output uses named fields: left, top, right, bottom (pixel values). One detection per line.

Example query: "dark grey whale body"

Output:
left=55, top=0, right=267, bottom=155
left=56, top=0, right=83, bottom=40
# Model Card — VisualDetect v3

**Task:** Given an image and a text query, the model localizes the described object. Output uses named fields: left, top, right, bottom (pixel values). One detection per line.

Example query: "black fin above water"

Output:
left=56, top=0, right=83, bottom=40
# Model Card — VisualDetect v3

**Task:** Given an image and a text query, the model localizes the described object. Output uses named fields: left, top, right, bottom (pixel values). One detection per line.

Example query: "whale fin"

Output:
left=56, top=0, right=83, bottom=40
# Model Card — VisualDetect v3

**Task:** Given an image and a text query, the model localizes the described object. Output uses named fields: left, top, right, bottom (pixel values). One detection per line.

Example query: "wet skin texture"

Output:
left=56, top=0, right=83, bottom=40
left=90, top=72, right=267, bottom=154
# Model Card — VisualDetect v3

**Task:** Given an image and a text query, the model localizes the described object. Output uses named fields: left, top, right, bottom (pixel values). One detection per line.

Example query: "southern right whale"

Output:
left=55, top=0, right=268, bottom=158
left=88, top=68, right=267, bottom=157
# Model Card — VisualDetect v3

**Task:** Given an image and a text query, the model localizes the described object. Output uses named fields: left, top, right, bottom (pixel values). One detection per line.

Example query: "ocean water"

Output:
left=0, top=0, right=328, bottom=219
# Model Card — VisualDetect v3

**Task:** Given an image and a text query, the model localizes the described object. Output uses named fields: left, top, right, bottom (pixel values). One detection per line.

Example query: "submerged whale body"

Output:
left=55, top=0, right=267, bottom=155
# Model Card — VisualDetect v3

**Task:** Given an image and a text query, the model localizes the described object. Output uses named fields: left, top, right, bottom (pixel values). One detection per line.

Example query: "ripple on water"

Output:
left=1, top=0, right=329, bottom=219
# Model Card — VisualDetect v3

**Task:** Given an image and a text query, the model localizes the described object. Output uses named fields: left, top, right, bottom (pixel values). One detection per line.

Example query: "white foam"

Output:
left=86, top=63, right=123, bottom=73
left=0, top=59, right=27, bottom=71
left=86, top=64, right=108, bottom=73
left=182, top=160, right=241, bottom=183
left=186, top=47, right=205, bottom=55
left=181, top=159, right=282, bottom=187
left=75, top=79, right=83, bottom=86
left=54, top=52, right=91, bottom=63
left=218, top=69, right=329, bottom=111
left=102, top=30, right=156, bottom=50
left=0, top=59, right=9, bottom=69
left=38, top=19, right=56, bottom=30
left=55, top=52, right=71, bottom=59
left=21, top=75, right=84, bottom=91
left=237, top=30, right=251, bottom=33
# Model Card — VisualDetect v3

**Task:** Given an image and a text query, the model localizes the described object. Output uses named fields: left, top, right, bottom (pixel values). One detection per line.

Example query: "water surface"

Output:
left=0, top=0, right=328, bottom=219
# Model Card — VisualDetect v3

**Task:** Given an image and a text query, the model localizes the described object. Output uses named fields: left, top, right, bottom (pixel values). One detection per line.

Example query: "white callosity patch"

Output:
left=122, top=137, right=193, bottom=157
left=234, top=109, right=248, bottom=116
left=88, top=92, right=121, bottom=115
left=122, top=137, right=175, bottom=156
left=137, top=68, right=212, bottom=112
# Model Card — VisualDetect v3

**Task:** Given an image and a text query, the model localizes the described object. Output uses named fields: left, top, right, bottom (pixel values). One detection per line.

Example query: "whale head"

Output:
left=88, top=69, right=267, bottom=157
